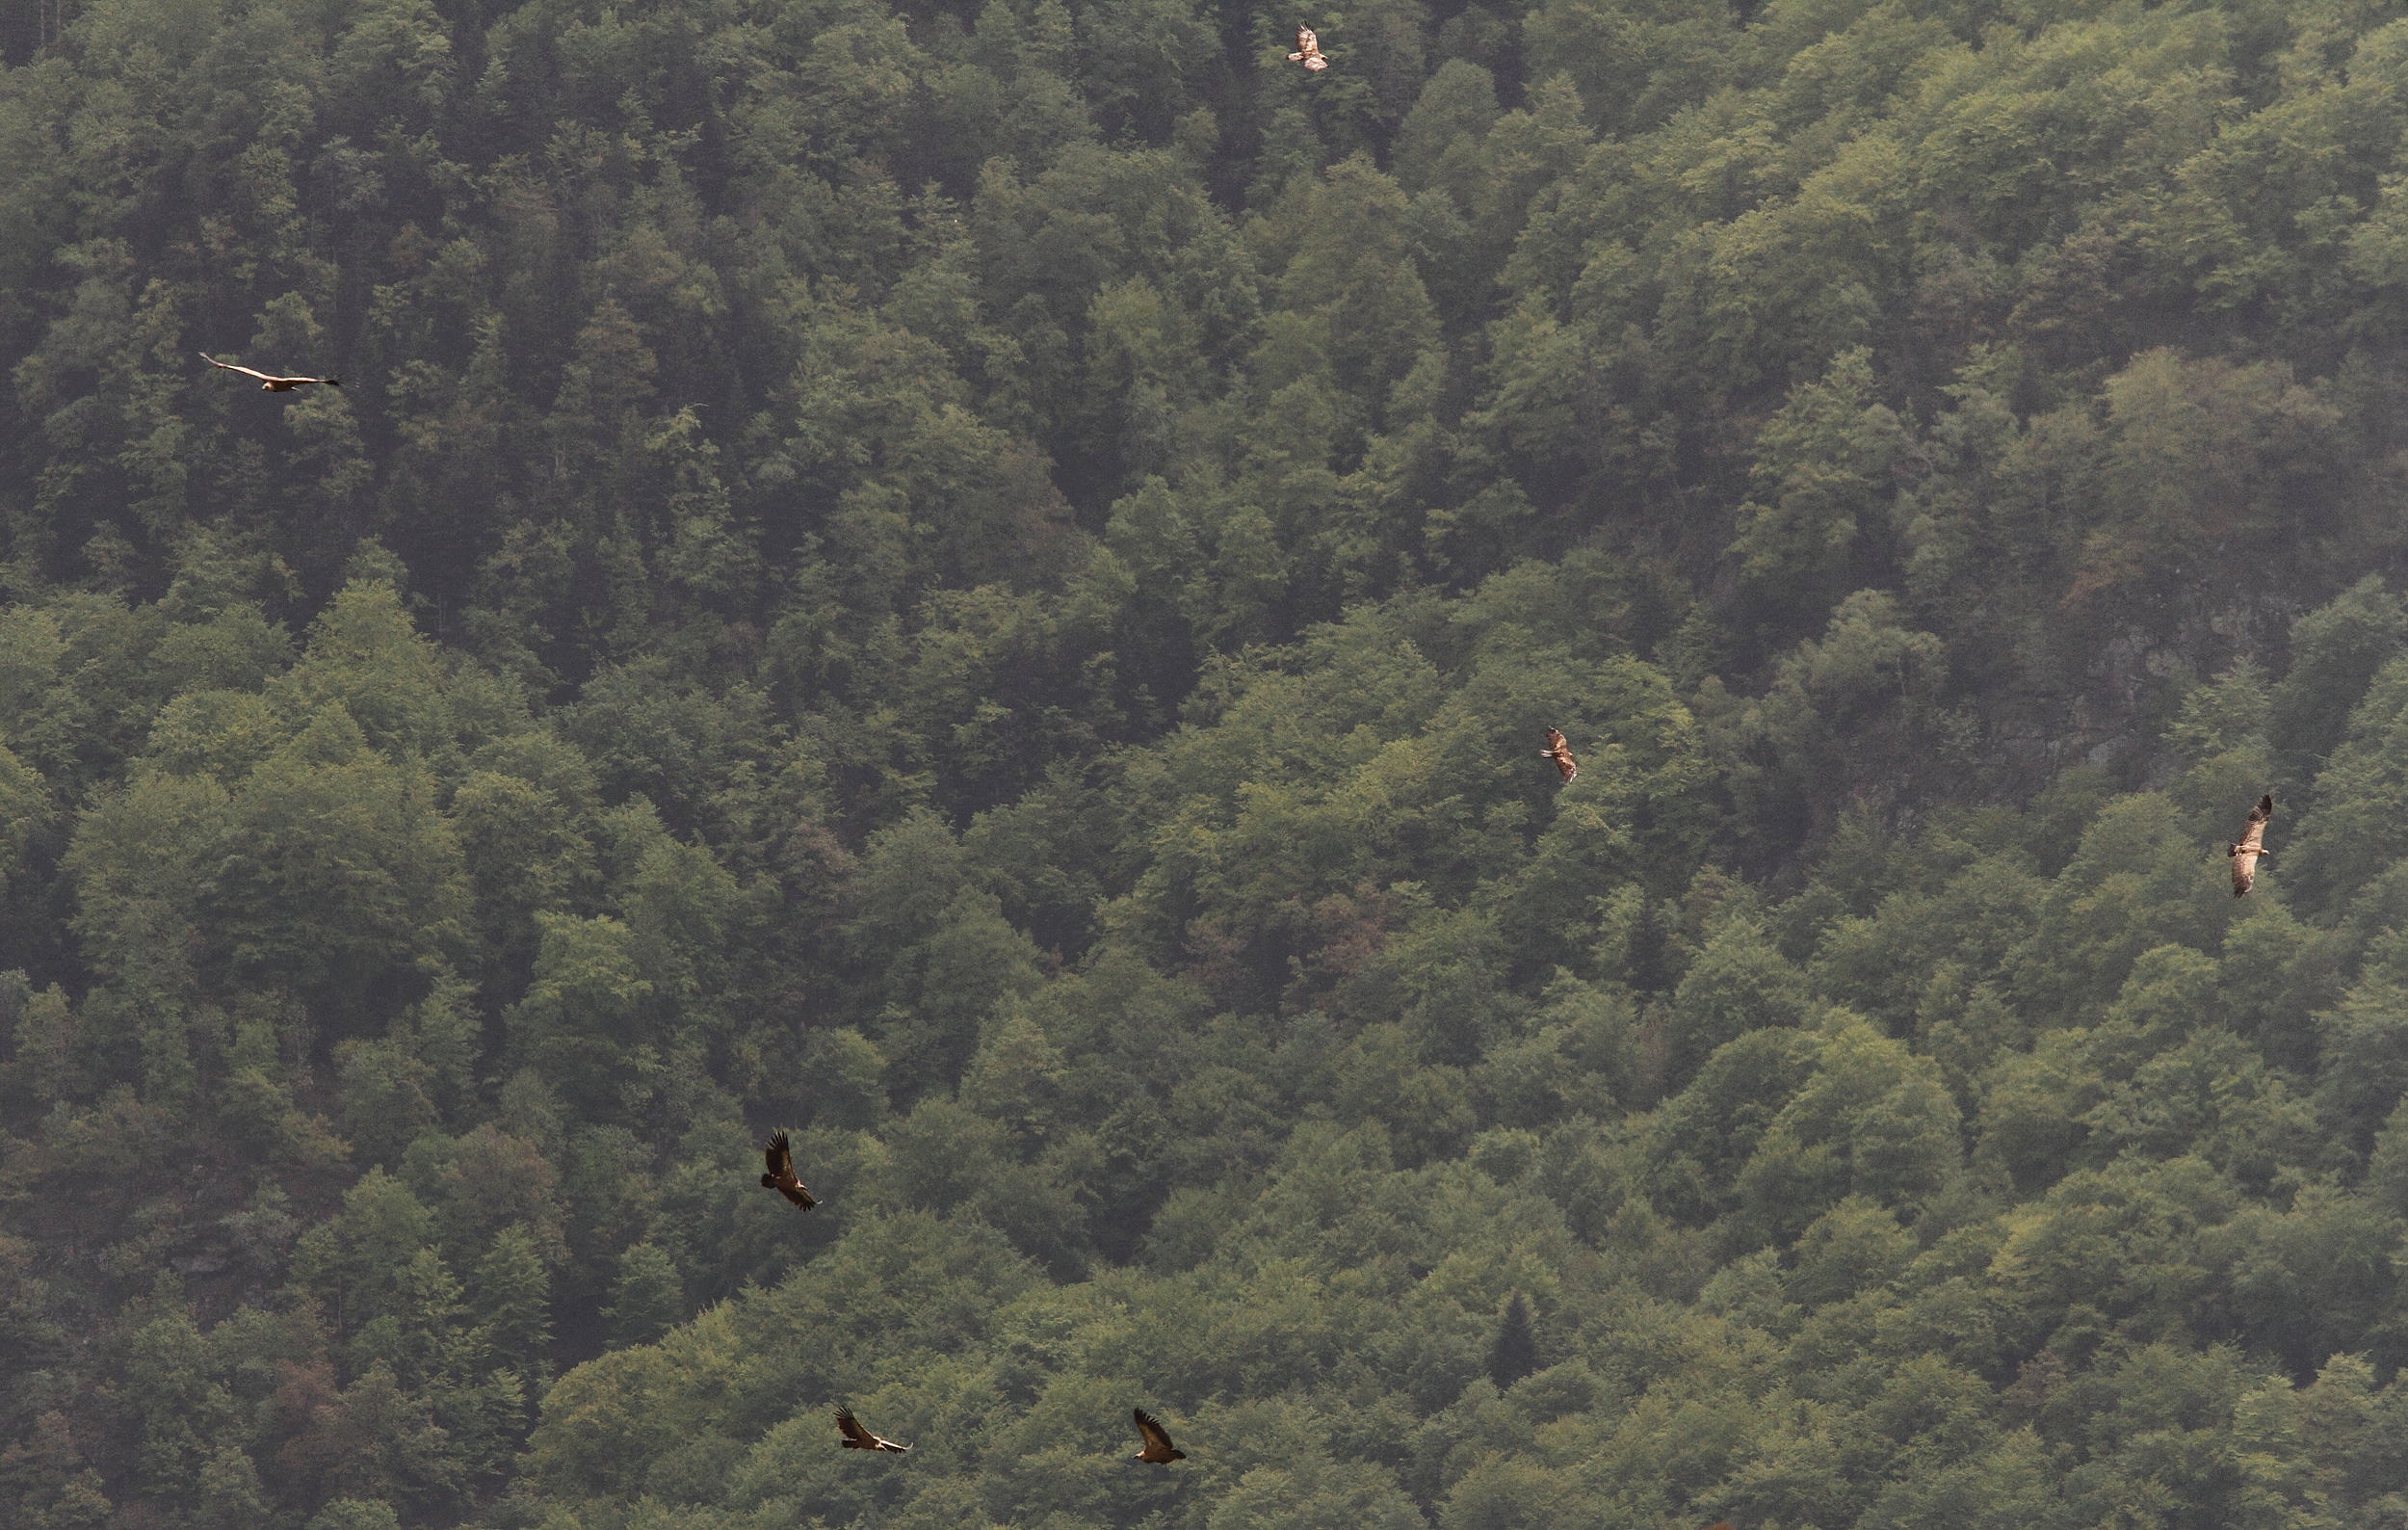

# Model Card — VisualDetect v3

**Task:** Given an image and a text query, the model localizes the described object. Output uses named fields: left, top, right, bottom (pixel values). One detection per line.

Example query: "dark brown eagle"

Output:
left=2229, top=794, right=2274, bottom=897
left=1541, top=726, right=1578, bottom=783
left=200, top=354, right=341, bottom=390
left=1288, top=25, right=1329, bottom=69
left=1131, top=1409, right=1186, bottom=1464
left=835, top=1410, right=909, bottom=1452
left=760, top=1132, right=818, bottom=1209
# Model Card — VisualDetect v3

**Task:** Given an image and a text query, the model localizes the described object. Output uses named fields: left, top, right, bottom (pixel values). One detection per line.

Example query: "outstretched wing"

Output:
left=2239, top=794, right=2273, bottom=848
left=1542, top=727, right=1578, bottom=782
left=2230, top=794, right=2274, bottom=896
left=762, top=1133, right=818, bottom=1208
left=837, top=1410, right=910, bottom=1451
left=835, top=1410, right=906, bottom=1449
left=201, top=354, right=276, bottom=383
left=1133, top=1409, right=1182, bottom=1460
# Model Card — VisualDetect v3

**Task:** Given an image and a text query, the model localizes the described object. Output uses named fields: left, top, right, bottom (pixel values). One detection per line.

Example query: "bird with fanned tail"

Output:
left=836, top=1410, right=909, bottom=1452
left=2230, top=794, right=2274, bottom=897
left=760, top=1132, right=818, bottom=1209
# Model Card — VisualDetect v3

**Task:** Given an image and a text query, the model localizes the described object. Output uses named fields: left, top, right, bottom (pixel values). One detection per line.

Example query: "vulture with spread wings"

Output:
left=1131, top=1409, right=1186, bottom=1464
left=1288, top=25, right=1329, bottom=68
left=760, top=1132, right=818, bottom=1209
left=200, top=354, right=341, bottom=390
left=835, top=1410, right=909, bottom=1452
left=2230, top=794, right=2274, bottom=897
left=1541, top=726, right=1578, bottom=783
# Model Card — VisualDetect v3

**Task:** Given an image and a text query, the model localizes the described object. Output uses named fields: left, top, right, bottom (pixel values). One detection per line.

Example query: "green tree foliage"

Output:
left=24, top=1, right=2408, bottom=1527
left=1486, top=1291, right=1538, bottom=1389
left=602, top=1241, right=685, bottom=1350
left=468, top=1224, right=554, bottom=1374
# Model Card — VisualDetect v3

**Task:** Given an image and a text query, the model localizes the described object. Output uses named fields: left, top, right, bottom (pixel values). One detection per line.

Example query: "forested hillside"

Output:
left=13, top=0, right=2408, bottom=1524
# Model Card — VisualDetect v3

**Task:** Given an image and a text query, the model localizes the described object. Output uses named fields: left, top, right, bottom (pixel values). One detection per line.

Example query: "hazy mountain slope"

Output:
left=11, top=0, right=2408, bottom=1526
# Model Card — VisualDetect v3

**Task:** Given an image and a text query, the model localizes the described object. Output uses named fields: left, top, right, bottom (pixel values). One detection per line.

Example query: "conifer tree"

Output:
left=1487, top=1291, right=1537, bottom=1389
left=602, top=1243, right=683, bottom=1349
left=471, top=1225, right=554, bottom=1372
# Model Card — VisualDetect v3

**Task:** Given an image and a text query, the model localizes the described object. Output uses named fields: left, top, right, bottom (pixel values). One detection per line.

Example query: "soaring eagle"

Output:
left=1541, top=726, right=1578, bottom=783
left=2229, top=794, right=2274, bottom=897
left=1131, top=1409, right=1186, bottom=1464
left=760, top=1132, right=818, bottom=1209
left=835, top=1410, right=910, bottom=1452
left=1288, top=25, right=1329, bottom=69
left=200, top=354, right=341, bottom=390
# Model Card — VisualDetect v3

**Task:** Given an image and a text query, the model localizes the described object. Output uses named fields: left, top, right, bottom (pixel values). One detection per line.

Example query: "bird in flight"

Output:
left=200, top=354, right=341, bottom=391
left=1288, top=25, right=1329, bottom=69
left=1131, top=1409, right=1186, bottom=1464
left=761, top=1132, right=818, bottom=1209
left=1541, top=726, right=1579, bottom=783
left=2229, top=794, right=2274, bottom=897
left=835, top=1410, right=910, bottom=1452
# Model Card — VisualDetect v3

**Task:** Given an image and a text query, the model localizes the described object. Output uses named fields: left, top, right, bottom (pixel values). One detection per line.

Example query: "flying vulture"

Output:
left=200, top=354, right=341, bottom=390
left=2229, top=794, right=2274, bottom=897
left=1131, top=1409, right=1186, bottom=1464
left=760, top=1132, right=818, bottom=1209
left=1541, top=726, right=1578, bottom=783
left=1288, top=25, right=1329, bottom=69
left=835, top=1410, right=910, bottom=1452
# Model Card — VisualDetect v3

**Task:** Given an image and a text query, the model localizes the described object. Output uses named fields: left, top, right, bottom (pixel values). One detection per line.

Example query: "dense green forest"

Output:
left=18, top=0, right=2408, bottom=1524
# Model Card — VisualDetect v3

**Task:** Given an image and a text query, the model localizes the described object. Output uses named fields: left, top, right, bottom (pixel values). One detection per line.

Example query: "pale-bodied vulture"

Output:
left=2230, top=794, right=2274, bottom=897
left=1541, top=726, right=1579, bottom=783
left=836, top=1410, right=909, bottom=1452
left=200, top=354, right=341, bottom=390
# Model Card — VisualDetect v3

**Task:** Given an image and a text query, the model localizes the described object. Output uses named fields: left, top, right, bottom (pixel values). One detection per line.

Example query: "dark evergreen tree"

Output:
left=1487, top=1291, right=1538, bottom=1390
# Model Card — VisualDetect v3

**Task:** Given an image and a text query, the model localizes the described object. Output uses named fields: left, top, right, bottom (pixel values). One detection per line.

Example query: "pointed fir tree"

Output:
left=192, top=1445, right=271, bottom=1530
left=1626, top=896, right=1675, bottom=996
left=392, top=1246, right=480, bottom=1387
left=1488, top=1291, right=1538, bottom=1389
left=470, top=1223, right=554, bottom=1372
left=603, top=1242, right=684, bottom=1349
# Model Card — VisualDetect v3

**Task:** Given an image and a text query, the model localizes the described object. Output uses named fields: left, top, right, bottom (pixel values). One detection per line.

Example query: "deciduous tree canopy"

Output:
left=14, top=0, right=2408, bottom=1526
